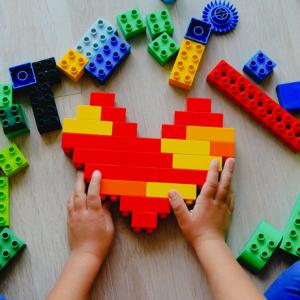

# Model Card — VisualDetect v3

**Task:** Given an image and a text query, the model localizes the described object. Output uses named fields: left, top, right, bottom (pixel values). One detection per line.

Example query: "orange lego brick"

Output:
left=186, top=126, right=235, bottom=142
left=101, top=179, right=147, bottom=197
left=210, top=141, right=235, bottom=157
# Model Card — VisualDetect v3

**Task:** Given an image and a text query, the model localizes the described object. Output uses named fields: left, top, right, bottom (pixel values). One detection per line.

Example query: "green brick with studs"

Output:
left=0, top=143, right=29, bottom=177
left=237, top=220, right=282, bottom=273
left=146, top=9, right=174, bottom=40
left=0, top=84, right=13, bottom=109
left=148, top=33, right=179, bottom=66
left=280, top=194, right=300, bottom=257
left=0, top=228, right=26, bottom=271
left=116, top=8, right=146, bottom=40
left=0, top=177, right=9, bottom=227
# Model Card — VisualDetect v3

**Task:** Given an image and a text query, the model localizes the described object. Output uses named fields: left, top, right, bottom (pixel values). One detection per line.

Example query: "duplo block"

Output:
left=124, top=151, right=172, bottom=168
left=186, top=98, right=211, bottom=112
left=146, top=9, right=174, bottom=39
left=90, top=92, right=115, bottom=107
left=117, top=8, right=146, bottom=40
left=0, top=177, right=9, bottom=227
left=131, top=211, right=158, bottom=233
left=243, top=51, right=276, bottom=84
left=123, top=137, right=161, bottom=153
left=0, top=104, right=30, bottom=138
left=9, top=63, right=37, bottom=90
left=32, top=57, right=61, bottom=85
left=0, top=84, right=13, bottom=109
left=276, top=81, right=300, bottom=113
left=57, top=49, right=88, bottom=82
left=0, top=144, right=29, bottom=176
left=169, top=39, right=206, bottom=90
left=76, top=105, right=102, bottom=120
left=280, top=194, right=300, bottom=257
left=85, top=35, right=131, bottom=84
left=186, top=126, right=235, bottom=142
left=148, top=33, right=179, bottom=66
left=184, top=18, right=212, bottom=45
left=112, top=122, right=137, bottom=137
left=0, top=228, right=26, bottom=271
left=75, top=18, right=117, bottom=59
left=101, top=179, right=147, bottom=197
left=174, top=111, right=223, bottom=127
left=161, top=124, right=186, bottom=139
left=133, top=167, right=160, bottom=181
left=101, top=107, right=126, bottom=122
left=210, top=141, right=235, bottom=157
left=237, top=220, right=282, bottom=273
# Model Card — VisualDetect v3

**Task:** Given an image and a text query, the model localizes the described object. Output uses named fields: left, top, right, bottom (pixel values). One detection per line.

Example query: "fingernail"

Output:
left=168, top=190, right=177, bottom=200
left=92, top=170, right=101, bottom=178
left=212, top=159, right=219, bottom=168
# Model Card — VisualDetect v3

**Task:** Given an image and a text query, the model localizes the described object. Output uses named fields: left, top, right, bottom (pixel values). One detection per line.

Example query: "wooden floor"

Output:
left=0, top=0, right=300, bottom=299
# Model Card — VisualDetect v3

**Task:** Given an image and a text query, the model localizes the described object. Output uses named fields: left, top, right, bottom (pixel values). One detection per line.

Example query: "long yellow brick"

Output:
left=173, top=154, right=222, bottom=171
left=146, top=182, right=196, bottom=200
left=63, top=118, right=113, bottom=135
left=186, top=126, right=235, bottom=142
left=76, top=105, right=102, bottom=120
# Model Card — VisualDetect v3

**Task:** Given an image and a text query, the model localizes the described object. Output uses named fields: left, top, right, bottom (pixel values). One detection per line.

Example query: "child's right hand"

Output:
left=168, top=158, right=235, bottom=248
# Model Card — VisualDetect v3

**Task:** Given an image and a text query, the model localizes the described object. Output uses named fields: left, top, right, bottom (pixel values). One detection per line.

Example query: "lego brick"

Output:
left=0, top=177, right=9, bottom=227
left=9, top=62, right=37, bottom=90
left=174, top=111, right=223, bottom=127
left=237, top=220, right=282, bottom=273
left=75, top=18, right=117, bottom=59
left=162, top=0, right=176, bottom=3
left=186, top=126, right=235, bottom=142
left=0, top=84, right=13, bottom=109
left=243, top=51, right=276, bottom=84
left=280, top=194, right=300, bottom=257
left=210, top=141, right=235, bottom=157
left=172, top=154, right=222, bottom=171
left=207, top=60, right=300, bottom=152
left=276, top=81, right=300, bottom=113
left=101, top=107, right=126, bottom=122
left=57, top=49, right=88, bottom=82
left=133, top=167, right=160, bottom=181
left=124, top=151, right=172, bottom=168
left=101, top=179, right=146, bottom=197
left=123, top=138, right=161, bottom=152
left=161, top=124, right=186, bottom=139
left=131, top=211, right=158, bottom=233
left=90, top=92, right=115, bottom=107
left=32, top=57, right=61, bottom=85
left=146, top=9, right=174, bottom=39
left=148, top=33, right=179, bottom=66
left=184, top=18, right=212, bottom=45
left=0, top=144, right=29, bottom=177
left=112, top=122, right=137, bottom=137
left=76, top=105, right=102, bottom=120
left=63, top=118, right=113, bottom=135
left=186, top=97, right=211, bottom=112
left=169, top=39, right=206, bottom=90
left=117, top=8, right=146, bottom=40
left=0, top=104, right=30, bottom=138
left=85, top=35, right=131, bottom=84
left=161, top=138, right=210, bottom=155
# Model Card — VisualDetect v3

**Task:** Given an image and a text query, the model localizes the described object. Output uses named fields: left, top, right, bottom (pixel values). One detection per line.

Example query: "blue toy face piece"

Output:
left=9, top=63, right=37, bottom=90
left=184, top=18, right=212, bottom=45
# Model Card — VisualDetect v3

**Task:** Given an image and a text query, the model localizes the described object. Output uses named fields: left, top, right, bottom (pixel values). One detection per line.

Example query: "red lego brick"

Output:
left=133, top=167, right=160, bottom=181
left=112, top=122, right=137, bottom=137
left=90, top=92, right=115, bottom=107
left=123, top=137, right=161, bottom=152
left=174, top=111, right=223, bottom=127
left=101, top=107, right=126, bottom=122
left=186, top=98, right=212, bottom=112
left=131, top=211, right=158, bottom=233
left=123, top=152, right=172, bottom=168
left=161, top=124, right=186, bottom=139
left=207, top=60, right=300, bottom=152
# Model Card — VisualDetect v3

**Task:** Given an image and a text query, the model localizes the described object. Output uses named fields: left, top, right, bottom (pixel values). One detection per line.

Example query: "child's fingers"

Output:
left=168, top=190, right=189, bottom=225
left=74, top=172, right=86, bottom=194
left=67, top=198, right=74, bottom=213
left=87, top=170, right=102, bottom=210
left=226, top=191, right=235, bottom=212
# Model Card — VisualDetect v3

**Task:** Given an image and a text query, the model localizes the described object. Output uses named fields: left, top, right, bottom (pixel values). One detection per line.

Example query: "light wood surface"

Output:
left=0, top=0, right=300, bottom=299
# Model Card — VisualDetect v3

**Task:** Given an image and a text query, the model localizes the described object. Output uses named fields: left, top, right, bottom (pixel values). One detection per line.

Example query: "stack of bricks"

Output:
left=61, top=92, right=235, bottom=232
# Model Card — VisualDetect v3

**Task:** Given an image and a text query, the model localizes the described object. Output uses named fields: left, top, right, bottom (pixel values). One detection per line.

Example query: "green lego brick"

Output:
left=0, top=104, right=30, bottom=138
left=0, top=228, right=26, bottom=271
left=280, top=194, right=300, bottom=257
left=0, top=144, right=29, bottom=177
left=117, top=8, right=146, bottom=39
left=237, top=220, right=282, bottom=273
left=148, top=33, right=179, bottom=66
left=0, top=177, right=9, bottom=227
left=146, top=9, right=174, bottom=39
left=0, top=84, right=13, bottom=109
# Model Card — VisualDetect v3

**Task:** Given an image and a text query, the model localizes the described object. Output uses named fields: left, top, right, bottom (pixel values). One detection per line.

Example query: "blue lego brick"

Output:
left=75, top=18, right=117, bottom=59
left=9, top=63, right=37, bottom=90
left=184, top=18, right=212, bottom=45
left=85, top=35, right=131, bottom=84
left=276, top=81, right=300, bottom=113
left=243, top=51, right=276, bottom=84
left=162, top=0, right=176, bottom=3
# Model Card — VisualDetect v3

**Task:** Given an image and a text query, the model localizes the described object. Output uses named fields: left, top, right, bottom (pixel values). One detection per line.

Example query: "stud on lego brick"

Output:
left=148, top=33, right=179, bottom=66
left=0, top=177, right=9, bottom=227
left=32, top=57, right=61, bottom=85
left=146, top=9, right=174, bottom=40
left=184, top=18, right=212, bottom=45
left=9, top=63, right=37, bottom=90
left=237, top=220, right=282, bottom=273
left=276, top=81, right=300, bottom=113
left=85, top=35, right=131, bottom=84
left=243, top=51, right=276, bottom=84
left=90, top=92, right=115, bottom=107
left=117, top=8, right=146, bottom=40
left=0, top=84, right=13, bottom=109
left=186, top=97, right=211, bottom=112
left=131, top=211, right=158, bottom=233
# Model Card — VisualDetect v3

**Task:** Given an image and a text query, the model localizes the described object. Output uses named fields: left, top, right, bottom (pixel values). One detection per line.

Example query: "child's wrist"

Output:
left=193, top=238, right=227, bottom=259
left=70, top=250, right=104, bottom=270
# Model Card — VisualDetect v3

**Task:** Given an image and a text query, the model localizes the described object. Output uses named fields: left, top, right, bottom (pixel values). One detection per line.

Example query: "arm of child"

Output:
left=47, top=171, right=114, bottom=300
left=168, top=158, right=265, bottom=300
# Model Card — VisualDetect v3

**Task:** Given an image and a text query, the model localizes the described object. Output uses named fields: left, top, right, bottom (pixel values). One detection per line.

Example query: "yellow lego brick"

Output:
left=57, top=49, right=88, bottom=82
left=161, top=138, right=210, bottom=155
left=186, top=126, right=235, bottom=142
left=63, top=118, right=113, bottom=135
left=173, top=154, right=222, bottom=171
left=169, top=39, right=205, bottom=90
left=76, top=105, right=102, bottom=120
left=146, top=182, right=196, bottom=200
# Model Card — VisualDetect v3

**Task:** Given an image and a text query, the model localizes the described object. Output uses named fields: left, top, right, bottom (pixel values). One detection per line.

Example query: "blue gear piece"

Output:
left=202, top=0, right=238, bottom=34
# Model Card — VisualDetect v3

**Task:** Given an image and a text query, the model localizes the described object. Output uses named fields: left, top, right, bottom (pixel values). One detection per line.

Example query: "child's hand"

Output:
left=67, top=171, right=114, bottom=263
left=168, top=158, right=235, bottom=248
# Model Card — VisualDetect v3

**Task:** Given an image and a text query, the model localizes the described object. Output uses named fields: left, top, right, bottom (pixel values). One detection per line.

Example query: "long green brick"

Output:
left=0, top=177, right=9, bottom=227
left=0, top=84, right=13, bottom=109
